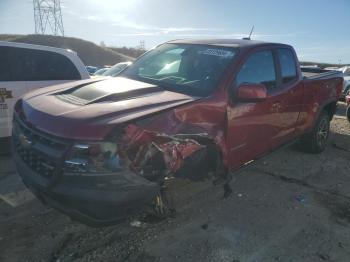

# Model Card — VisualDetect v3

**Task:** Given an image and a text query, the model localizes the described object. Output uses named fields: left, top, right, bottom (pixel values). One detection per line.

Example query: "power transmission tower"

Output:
left=139, top=40, right=145, bottom=50
left=33, top=0, right=64, bottom=36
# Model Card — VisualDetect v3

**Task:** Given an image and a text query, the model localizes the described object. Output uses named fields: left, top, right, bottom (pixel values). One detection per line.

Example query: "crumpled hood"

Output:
left=19, top=77, right=199, bottom=140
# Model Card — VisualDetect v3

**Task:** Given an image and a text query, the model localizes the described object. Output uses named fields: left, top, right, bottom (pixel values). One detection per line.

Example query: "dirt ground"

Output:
left=1, top=103, right=350, bottom=262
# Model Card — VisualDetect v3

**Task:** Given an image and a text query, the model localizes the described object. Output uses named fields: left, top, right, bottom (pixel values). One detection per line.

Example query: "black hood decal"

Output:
left=54, top=77, right=163, bottom=105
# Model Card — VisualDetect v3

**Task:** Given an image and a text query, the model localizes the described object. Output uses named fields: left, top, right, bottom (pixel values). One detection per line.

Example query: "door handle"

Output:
left=271, top=102, right=282, bottom=113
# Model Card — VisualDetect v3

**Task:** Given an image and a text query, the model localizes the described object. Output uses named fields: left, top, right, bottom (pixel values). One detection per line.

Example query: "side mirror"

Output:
left=237, top=83, right=267, bottom=102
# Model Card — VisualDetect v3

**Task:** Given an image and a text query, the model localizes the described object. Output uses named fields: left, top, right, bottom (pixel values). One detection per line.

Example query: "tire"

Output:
left=346, top=106, right=350, bottom=123
left=298, top=111, right=330, bottom=154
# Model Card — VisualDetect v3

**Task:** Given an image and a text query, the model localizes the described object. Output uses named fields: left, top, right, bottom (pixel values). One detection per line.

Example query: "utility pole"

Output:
left=33, top=0, right=64, bottom=36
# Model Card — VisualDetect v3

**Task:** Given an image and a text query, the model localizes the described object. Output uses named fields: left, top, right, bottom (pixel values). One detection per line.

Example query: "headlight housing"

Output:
left=64, top=142, right=126, bottom=174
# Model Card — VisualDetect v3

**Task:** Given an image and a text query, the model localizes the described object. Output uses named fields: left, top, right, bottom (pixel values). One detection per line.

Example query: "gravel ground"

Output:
left=0, top=102, right=349, bottom=262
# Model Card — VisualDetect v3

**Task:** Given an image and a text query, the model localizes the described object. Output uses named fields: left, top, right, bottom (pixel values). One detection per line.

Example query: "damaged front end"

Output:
left=64, top=126, right=217, bottom=182
left=59, top=121, right=228, bottom=224
left=14, top=107, right=228, bottom=227
left=117, top=123, right=226, bottom=183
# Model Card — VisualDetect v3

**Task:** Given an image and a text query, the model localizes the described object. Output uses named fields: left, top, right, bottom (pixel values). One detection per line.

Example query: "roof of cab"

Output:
left=165, top=38, right=289, bottom=49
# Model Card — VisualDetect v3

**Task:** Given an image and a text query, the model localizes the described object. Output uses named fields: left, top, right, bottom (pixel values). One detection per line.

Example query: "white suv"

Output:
left=0, top=41, right=90, bottom=151
left=325, top=66, right=350, bottom=99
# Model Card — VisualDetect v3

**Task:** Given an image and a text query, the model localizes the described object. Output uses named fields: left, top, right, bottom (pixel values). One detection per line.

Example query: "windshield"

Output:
left=94, top=68, right=109, bottom=75
left=103, top=62, right=131, bottom=77
left=122, top=44, right=237, bottom=96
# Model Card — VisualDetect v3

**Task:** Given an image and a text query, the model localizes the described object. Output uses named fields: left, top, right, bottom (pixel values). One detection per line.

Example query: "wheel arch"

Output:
left=309, top=99, right=337, bottom=130
left=322, top=101, right=337, bottom=121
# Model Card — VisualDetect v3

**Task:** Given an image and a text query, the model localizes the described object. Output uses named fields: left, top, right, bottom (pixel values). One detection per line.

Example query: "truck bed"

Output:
left=302, top=67, right=343, bottom=80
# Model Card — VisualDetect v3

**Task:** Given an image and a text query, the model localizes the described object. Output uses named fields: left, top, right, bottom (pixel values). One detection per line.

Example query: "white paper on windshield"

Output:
left=198, top=49, right=234, bottom=58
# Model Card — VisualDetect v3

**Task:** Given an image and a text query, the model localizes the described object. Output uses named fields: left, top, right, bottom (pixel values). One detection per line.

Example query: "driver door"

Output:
left=226, top=49, right=283, bottom=169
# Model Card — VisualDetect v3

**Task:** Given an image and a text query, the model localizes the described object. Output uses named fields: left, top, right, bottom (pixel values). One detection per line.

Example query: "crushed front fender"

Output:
left=14, top=150, right=160, bottom=226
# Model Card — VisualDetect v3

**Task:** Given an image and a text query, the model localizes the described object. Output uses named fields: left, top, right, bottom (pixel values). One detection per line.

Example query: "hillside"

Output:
left=1, top=34, right=347, bottom=68
left=109, top=47, right=145, bottom=59
left=0, top=34, right=135, bottom=67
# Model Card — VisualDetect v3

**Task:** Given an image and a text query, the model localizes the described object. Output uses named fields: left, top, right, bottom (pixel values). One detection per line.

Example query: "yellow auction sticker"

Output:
left=0, top=88, right=12, bottom=111
left=0, top=88, right=13, bottom=99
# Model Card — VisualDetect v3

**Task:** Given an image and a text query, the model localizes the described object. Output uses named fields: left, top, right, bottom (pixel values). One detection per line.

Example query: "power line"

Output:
left=33, top=0, right=64, bottom=36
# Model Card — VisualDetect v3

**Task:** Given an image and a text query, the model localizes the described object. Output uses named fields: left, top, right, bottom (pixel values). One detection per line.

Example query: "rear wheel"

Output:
left=298, top=111, right=330, bottom=153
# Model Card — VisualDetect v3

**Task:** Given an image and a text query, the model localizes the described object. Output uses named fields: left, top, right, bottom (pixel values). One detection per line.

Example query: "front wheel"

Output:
left=298, top=111, right=330, bottom=154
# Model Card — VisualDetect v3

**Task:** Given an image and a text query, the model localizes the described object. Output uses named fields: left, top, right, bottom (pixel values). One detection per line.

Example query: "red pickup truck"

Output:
left=13, top=39, right=343, bottom=225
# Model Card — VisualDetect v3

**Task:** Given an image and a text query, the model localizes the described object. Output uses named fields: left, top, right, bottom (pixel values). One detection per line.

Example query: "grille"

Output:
left=13, top=114, right=70, bottom=179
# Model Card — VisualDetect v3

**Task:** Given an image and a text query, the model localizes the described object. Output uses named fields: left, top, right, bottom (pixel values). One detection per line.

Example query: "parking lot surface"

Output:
left=0, top=103, right=350, bottom=262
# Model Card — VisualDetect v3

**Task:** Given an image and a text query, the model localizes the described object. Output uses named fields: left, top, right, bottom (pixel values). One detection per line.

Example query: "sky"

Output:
left=0, top=0, right=349, bottom=63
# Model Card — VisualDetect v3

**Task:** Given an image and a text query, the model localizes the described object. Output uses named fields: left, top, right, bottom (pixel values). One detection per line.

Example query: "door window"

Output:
left=237, top=50, right=277, bottom=89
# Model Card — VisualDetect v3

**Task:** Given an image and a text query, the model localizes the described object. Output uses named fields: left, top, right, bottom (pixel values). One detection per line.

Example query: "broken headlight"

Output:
left=64, top=142, right=126, bottom=174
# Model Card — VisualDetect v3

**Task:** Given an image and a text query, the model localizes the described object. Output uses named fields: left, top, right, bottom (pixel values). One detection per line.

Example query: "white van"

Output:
left=0, top=41, right=90, bottom=151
